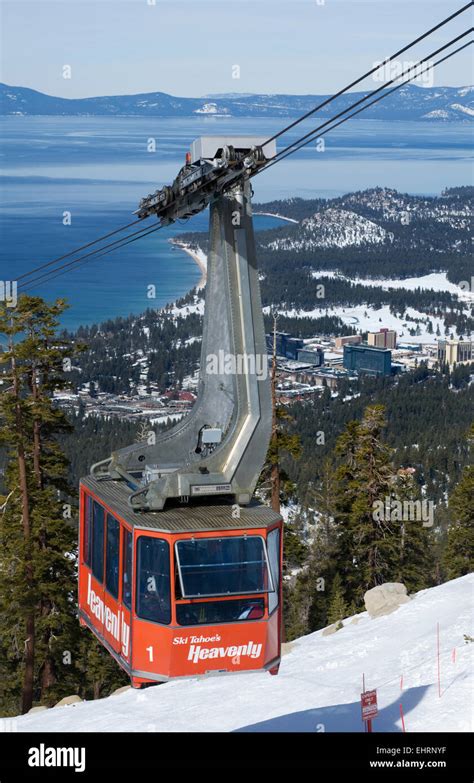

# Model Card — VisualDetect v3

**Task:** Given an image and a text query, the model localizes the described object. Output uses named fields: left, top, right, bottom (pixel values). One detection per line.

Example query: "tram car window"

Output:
left=267, top=528, right=281, bottom=614
left=105, top=515, right=120, bottom=599
left=136, top=537, right=171, bottom=625
left=91, top=502, right=105, bottom=582
left=83, top=495, right=92, bottom=567
left=122, top=528, right=132, bottom=610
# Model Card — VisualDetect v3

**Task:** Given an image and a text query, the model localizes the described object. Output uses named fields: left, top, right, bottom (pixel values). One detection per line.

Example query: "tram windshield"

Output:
left=175, top=536, right=273, bottom=598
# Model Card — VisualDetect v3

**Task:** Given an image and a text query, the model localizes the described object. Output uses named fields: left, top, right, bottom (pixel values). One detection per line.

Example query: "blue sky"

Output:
left=0, top=0, right=471, bottom=98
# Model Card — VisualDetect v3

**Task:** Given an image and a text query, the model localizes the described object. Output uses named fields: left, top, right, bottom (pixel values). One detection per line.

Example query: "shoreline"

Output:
left=169, top=239, right=207, bottom=289
left=168, top=211, right=296, bottom=290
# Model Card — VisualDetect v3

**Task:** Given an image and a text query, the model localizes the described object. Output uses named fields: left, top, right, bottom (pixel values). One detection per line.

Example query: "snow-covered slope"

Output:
left=6, top=575, right=473, bottom=733
left=267, top=209, right=394, bottom=251
left=261, top=187, right=472, bottom=253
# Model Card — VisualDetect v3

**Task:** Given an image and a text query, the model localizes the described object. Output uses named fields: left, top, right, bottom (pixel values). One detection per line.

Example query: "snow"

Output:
left=311, top=270, right=474, bottom=303
left=267, top=208, right=393, bottom=251
left=169, top=298, right=205, bottom=317
left=254, top=211, right=299, bottom=224
left=310, top=269, right=340, bottom=280
left=278, top=501, right=301, bottom=524
left=149, top=413, right=184, bottom=425
left=194, top=103, right=229, bottom=116
left=291, top=270, right=473, bottom=341
left=450, top=103, right=474, bottom=117
left=423, top=110, right=450, bottom=119
left=271, top=302, right=466, bottom=343
left=6, top=575, right=473, bottom=733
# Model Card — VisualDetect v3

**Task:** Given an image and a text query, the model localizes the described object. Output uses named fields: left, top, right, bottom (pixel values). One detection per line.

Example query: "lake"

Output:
left=0, top=116, right=471, bottom=330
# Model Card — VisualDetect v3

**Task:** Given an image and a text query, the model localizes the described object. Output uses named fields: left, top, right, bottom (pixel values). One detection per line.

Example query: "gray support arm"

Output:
left=91, top=178, right=271, bottom=510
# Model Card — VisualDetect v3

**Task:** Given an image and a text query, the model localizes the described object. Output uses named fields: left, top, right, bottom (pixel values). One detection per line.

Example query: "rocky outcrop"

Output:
left=53, top=695, right=82, bottom=708
left=364, top=583, right=410, bottom=618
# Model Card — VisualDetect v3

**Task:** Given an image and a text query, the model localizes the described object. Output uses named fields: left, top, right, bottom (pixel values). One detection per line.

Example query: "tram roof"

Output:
left=81, top=476, right=281, bottom=534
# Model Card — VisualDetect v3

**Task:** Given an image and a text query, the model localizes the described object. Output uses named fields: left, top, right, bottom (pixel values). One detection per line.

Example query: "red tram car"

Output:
left=78, top=476, right=283, bottom=687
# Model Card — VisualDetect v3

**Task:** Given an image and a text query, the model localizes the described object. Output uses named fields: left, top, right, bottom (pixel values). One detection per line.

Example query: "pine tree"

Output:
left=282, top=458, right=345, bottom=638
left=331, top=419, right=362, bottom=602
left=0, top=296, right=82, bottom=713
left=349, top=406, right=400, bottom=599
left=444, top=424, right=474, bottom=579
left=304, top=459, right=340, bottom=631
left=330, top=407, right=401, bottom=606
left=394, top=468, right=435, bottom=592
left=283, top=577, right=312, bottom=641
left=77, top=636, right=128, bottom=701
left=327, top=573, right=348, bottom=627
left=263, top=313, right=302, bottom=512
left=258, top=405, right=302, bottom=511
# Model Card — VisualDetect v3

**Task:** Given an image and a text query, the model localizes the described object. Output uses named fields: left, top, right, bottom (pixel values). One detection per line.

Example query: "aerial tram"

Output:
left=79, top=478, right=282, bottom=686
left=78, top=136, right=284, bottom=686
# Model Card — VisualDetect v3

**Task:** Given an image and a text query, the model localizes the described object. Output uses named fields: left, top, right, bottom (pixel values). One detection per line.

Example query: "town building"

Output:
left=296, top=347, right=324, bottom=366
left=284, top=337, right=305, bottom=360
left=267, top=332, right=304, bottom=360
left=367, top=328, right=397, bottom=349
left=335, top=334, right=362, bottom=349
left=437, top=339, right=473, bottom=367
left=343, top=344, right=392, bottom=376
left=309, top=367, right=351, bottom=389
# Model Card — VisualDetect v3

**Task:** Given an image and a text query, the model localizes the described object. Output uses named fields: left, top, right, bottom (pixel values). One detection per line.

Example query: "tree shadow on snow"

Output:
left=234, top=685, right=430, bottom=732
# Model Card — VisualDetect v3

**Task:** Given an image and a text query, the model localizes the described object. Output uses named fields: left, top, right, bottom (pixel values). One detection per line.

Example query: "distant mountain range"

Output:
left=1, top=83, right=472, bottom=121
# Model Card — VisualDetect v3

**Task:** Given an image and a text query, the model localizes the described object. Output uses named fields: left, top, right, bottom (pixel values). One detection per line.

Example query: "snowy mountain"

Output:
left=339, top=187, right=473, bottom=229
left=1, top=83, right=472, bottom=121
left=6, top=574, right=473, bottom=733
left=267, top=208, right=394, bottom=251
left=259, top=187, right=473, bottom=253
